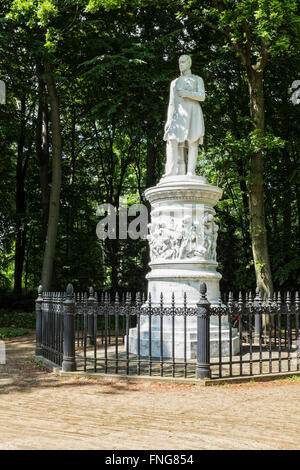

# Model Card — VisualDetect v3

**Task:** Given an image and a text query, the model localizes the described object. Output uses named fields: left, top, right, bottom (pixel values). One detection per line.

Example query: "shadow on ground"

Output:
left=0, top=335, right=142, bottom=395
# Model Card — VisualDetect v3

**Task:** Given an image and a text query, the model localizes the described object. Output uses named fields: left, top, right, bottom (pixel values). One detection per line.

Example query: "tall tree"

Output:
left=41, top=62, right=62, bottom=289
left=7, top=0, right=80, bottom=289
left=36, top=59, right=50, bottom=233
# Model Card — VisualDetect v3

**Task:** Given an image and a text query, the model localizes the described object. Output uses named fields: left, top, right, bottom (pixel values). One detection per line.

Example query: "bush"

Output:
left=0, top=289, right=35, bottom=312
left=0, top=328, right=28, bottom=339
left=0, top=311, right=36, bottom=329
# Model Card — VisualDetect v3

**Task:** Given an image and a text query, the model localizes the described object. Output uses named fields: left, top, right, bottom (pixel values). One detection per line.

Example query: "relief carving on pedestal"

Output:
left=147, top=211, right=218, bottom=262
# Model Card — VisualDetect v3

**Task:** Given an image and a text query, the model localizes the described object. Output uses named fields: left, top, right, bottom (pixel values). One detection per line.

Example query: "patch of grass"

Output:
left=0, top=327, right=28, bottom=339
left=29, top=357, right=42, bottom=366
left=28, top=357, right=48, bottom=371
left=279, top=375, right=300, bottom=382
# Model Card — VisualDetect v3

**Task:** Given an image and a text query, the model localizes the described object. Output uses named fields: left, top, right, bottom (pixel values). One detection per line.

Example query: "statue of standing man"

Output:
left=163, top=55, right=205, bottom=177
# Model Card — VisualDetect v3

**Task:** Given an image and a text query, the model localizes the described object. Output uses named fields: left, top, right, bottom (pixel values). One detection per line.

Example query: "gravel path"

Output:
left=0, top=334, right=299, bottom=450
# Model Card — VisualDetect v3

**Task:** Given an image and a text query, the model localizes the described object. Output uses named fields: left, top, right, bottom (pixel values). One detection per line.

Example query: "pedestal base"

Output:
left=129, top=175, right=239, bottom=359
left=127, top=316, right=239, bottom=359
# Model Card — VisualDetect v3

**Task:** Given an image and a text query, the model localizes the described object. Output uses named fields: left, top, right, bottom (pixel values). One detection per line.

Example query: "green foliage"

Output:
left=0, top=327, right=28, bottom=338
left=0, top=311, right=36, bottom=329
left=0, top=0, right=299, bottom=299
left=28, top=356, right=49, bottom=369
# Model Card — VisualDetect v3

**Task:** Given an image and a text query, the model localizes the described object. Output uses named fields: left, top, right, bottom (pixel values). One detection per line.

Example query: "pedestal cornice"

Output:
left=144, top=176, right=223, bottom=207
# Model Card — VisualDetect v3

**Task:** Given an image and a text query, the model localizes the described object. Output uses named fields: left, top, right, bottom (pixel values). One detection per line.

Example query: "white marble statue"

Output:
left=163, top=55, right=205, bottom=177
left=128, top=146, right=240, bottom=358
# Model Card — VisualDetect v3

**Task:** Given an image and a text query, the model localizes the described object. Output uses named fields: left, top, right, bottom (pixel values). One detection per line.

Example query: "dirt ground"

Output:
left=0, top=333, right=300, bottom=450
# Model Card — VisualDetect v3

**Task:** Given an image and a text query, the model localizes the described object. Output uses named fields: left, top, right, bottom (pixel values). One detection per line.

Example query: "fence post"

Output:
left=35, top=285, right=43, bottom=356
left=62, top=283, right=76, bottom=372
left=196, top=282, right=211, bottom=380
left=254, top=287, right=261, bottom=343
left=87, top=286, right=96, bottom=346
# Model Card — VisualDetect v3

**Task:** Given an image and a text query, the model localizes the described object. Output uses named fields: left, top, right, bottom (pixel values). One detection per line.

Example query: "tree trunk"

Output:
left=247, top=69, right=273, bottom=295
left=14, top=97, right=28, bottom=294
left=36, top=60, right=50, bottom=234
left=24, top=228, right=33, bottom=292
left=67, top=106, right=76, bottom=263
left=236, top=159, right=251, bottom=257
left=41, top=64, right=62, bottom=290
left=14, top=227, right=27, bottom=294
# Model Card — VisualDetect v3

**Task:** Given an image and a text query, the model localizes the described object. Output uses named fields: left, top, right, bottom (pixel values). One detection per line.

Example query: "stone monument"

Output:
left=128, top=55, right=239, bottom=358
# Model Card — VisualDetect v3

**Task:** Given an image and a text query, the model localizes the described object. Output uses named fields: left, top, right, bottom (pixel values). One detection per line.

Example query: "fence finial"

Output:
left=160, top=292, right=164, bottom=308
left=126, top=292, right=131, bottom=304
left=38, top=285, right=43, bottom=295
left=277, top=291, right=281, bottom=304
left=258, top=289, right=262, bottom=302
left=255, top=286, right=260, bottom=299
left=200, top=282, right=207, bottom=299
left=89, top=286, right=94, bottom=298
left=268, top=291, right=272, bottom=305
left=66, top=283, right=74, bottom=296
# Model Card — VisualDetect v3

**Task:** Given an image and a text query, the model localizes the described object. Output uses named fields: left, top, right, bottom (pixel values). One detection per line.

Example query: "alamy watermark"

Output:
left=95, top=197, right=207, bottom=241
left=291, top=80, right=300, bottom=105
left=96, top=197, right=149, bottom=240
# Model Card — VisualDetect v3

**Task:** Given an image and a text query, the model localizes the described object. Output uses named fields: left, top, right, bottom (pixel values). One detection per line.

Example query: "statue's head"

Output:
left=179, top=55, right=192, bottom=74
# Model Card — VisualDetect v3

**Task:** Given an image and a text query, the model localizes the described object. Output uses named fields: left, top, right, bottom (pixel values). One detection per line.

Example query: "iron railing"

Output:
left=36, top=284, right=300, bottom=380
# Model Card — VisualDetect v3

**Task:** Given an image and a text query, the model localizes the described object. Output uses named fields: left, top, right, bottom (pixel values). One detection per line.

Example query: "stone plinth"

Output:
left=127, top=319, right=240, bottom=359
left=128, top=175, right=239, bottom=358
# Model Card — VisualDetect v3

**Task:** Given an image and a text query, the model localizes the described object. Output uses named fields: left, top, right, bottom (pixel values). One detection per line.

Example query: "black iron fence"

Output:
left=36, top=283, right=300, bottom=380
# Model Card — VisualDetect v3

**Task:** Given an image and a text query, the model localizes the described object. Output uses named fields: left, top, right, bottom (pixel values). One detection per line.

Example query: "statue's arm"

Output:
left=164, top=81, right=175, bottom=131
left=179, top=76, right=205, bottom=102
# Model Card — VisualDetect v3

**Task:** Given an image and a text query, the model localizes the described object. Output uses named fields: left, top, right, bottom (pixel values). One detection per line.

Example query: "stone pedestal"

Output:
left=128, top=175, right=239, bottom=358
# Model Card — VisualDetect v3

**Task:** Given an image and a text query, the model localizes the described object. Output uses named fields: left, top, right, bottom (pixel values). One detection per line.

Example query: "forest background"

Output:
left=0, top=0, right=299, bottom=311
